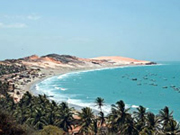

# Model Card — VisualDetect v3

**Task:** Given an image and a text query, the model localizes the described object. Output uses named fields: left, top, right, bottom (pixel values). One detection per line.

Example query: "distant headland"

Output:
left=0, top=54, right=156, bottom=102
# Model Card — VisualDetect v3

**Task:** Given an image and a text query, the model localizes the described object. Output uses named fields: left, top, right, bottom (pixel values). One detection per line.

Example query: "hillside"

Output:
left=15, top=54, right=155, bottom=69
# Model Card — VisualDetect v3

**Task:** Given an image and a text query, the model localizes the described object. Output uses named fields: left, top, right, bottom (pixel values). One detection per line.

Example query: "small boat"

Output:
left=132, top=78, right=137, bottom=81
left=153, top=84, right=158, bottom=86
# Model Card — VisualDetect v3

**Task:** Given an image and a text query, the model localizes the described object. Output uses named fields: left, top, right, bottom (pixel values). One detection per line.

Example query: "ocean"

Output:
left=34, top=62, right=180, bottom=120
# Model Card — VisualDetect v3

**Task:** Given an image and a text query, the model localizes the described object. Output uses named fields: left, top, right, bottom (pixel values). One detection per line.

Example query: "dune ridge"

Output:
left=0, top=54, right=156, bottom=102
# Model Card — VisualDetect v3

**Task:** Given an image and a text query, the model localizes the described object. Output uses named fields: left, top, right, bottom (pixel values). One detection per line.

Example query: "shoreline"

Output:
left=28, top=66, right=123, bottom=113
left=28, top=64, right=159, bottom=112
left=29, top=63, right=160, bottom=94
left=0, top=54, right=157, bottom=103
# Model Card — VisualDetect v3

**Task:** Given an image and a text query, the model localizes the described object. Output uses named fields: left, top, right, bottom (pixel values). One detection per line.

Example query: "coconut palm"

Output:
left=92, top=118, right=98, bottom=135
left=45, top=108, right=56, bottom=125
left=158, top=106, right=173, bottom=130
left=7, top=97, right=16, bottom=111
left=134, top=105, right=147, bottom=123
left=37, top=94, right=49, bottom=105
left=13, top=105, right=28, bottom=124
left=60, top=102, right=69, bottom=110
left=55, top=108, right=74, bottom=133
left=145, top=112, right=160, bottom=134
left=78, top=107, right=95, bottom=135
left=163, top=120, right=180, bottom=135
left=51, top=100, right=58, bottom=109
left=95, top=97, right=105, bottom=112
left=99, top=111, right=106, bottom=126
left=25, top=107, right=48, bottom=129
left=139, top=128, right=154, bottom=135
left=19, top=91, right=32, bottom=107
left=108, top=100, right=130, bottom=133
left=134, top=105, right=147, bottom=131
left=120, top=115, right=138, bottom=135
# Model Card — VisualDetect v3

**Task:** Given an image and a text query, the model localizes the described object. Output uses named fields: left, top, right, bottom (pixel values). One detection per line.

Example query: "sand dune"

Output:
left=92, top=56, right=151, bottom=65
left=21, top=54, right=153, bottom=69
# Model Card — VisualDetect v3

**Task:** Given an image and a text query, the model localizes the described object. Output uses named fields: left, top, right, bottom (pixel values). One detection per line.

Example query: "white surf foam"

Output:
left=131, top=105, right=139, bottom=108
left=54, top=86, right=60, bottom=90
left=58, top=74, right=69, bottom=80
left=131, top=105, right=149, bottom=110
left=66, top=98, right=112, bottom=114
left=60, top=88, right=67, bottom=91
left=33, top=64, right=162, bottom=115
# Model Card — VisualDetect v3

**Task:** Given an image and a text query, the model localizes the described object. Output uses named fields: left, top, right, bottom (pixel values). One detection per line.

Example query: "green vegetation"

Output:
left=0, top=92, right=74, bottom=134
left=0, top=64, right=27, bottom=76
left=38, top=125, right=64, bottom=135
left=0, top=77, right=179, bottom=134
left=0, top=110, right=37, bottom=135
left=1, top=92, right=180, bottom=135
left=0, top=81, right=9, bottom=96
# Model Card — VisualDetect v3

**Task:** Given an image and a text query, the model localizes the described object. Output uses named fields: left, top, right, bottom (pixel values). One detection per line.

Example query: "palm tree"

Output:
left=19, top=91, right=32, bottom=107
left=60, top=102, right=69, bottom=110
left=92, top=118, right=98, bottom=135
left=95, top=97, right=106, bottom=131
left=163, top=120, right=180, bottom=135
left=13, top=105, right=28, bottom=124
left=37, top=94, right=49, bottom=105
left=138, top=112, right=161, bottom=135
left=146, top=112, right=160, bottom=133
left=45, top=107, right=56, bottom=125
left=51, top=100, right=58, bottom=108
left=133, top=105, right=147, bottom=131
left=25, top=107, right=48, bottom=129
left=139, top=128, right=154, bottom=135
left=158, top=106, right=173, bottom=130
left=78, top=107, right=95, bottom=135
left=55, top=108, right=74, bottom=133
left=99, top=111, right=106, bottom=126
left=95, top=97, right=105, bottom=112
left=134, top=105, right=147, bottom=123
left=120, top=115, right=138, bottom=135
left=108, top=100, right=130, bottom=133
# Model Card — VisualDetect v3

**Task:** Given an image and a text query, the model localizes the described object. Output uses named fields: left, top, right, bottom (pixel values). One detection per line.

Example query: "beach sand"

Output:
left=3, top=55, right=155, bottom=102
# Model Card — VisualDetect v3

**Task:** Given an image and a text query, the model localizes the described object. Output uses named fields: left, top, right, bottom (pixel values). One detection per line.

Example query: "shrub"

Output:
left=38, top=125, right=65, bottom=135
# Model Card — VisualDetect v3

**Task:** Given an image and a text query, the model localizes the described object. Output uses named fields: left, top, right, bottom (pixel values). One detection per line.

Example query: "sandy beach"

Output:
left=0, top=54, right=155, bottom=102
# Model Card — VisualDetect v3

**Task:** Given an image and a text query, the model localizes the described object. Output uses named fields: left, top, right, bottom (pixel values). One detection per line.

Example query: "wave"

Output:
left=66, top=98, right=112, bottom=114
left=54, top=86, right=67, bottom=91
left=54, top=86, right=60, bottom=90
left=57, top=74, right=69, bottom=80
left=131, top=105, right=139, bottom=108
left=131, top=105, right=149, bottom=110
left=33, top=82, right=111, bottom=113
left=34, top=82, right=149, bottom=115
left=33, top=63, right=163, bottom=114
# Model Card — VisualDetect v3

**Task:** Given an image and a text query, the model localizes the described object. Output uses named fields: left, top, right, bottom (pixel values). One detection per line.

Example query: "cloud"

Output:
left=3, top=14, right=41, bottom=20
left=27, top=15, right=41, bottom=20
left=0, top=22, right=27, bottom=28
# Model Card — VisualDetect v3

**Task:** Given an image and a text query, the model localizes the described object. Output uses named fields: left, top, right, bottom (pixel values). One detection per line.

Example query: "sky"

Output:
left=0, top=0, right=180, bottom=61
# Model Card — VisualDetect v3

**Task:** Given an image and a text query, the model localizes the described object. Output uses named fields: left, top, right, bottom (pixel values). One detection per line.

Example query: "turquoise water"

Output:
left=35, top=62, right=180, bottom=120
